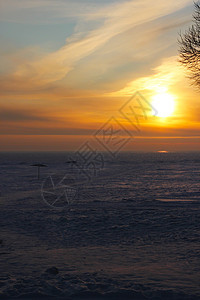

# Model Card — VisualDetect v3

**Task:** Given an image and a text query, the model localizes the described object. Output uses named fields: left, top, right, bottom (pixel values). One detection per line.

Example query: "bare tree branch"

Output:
left=179, top=1, right=200, bottom=88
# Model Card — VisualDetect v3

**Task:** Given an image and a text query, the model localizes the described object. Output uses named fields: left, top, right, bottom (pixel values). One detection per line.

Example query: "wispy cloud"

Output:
left=0, top=0, right=93, bottom=23
left=3, top=0, right=191, bottom=87
left=109, top=56, right=185, bottom=96
left=1, top=0, right=198, bottom=147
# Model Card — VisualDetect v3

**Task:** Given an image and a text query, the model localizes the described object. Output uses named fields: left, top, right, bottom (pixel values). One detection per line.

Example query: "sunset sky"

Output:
left=0, top=0, right=199, bottom=151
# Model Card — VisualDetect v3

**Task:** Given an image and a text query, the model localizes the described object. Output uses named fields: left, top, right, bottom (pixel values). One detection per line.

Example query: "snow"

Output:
left=0, top=152, right=200, bottom=299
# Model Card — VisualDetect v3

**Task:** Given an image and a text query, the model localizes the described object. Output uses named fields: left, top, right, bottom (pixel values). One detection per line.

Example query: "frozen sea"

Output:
left=0, top=151, right=200, bottom=299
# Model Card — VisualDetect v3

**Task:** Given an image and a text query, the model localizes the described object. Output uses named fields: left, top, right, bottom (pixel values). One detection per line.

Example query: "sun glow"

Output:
left=152, top=92, right=175, bottom=118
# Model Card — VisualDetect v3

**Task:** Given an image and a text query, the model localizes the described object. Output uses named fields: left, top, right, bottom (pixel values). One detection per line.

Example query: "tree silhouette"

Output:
left=179, top=1, right=200, bottom=87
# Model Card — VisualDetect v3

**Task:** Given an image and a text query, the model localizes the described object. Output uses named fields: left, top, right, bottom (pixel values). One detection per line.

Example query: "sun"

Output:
left=152, top=92, right=175, bottom=118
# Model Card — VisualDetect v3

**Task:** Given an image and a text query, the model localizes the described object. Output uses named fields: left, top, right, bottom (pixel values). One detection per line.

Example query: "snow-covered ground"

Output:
left=0, top=152, right=200, bottom=299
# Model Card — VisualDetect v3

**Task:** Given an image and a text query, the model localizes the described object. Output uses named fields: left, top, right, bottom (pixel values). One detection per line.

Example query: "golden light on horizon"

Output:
left=152, top=92, right=175, bottom=118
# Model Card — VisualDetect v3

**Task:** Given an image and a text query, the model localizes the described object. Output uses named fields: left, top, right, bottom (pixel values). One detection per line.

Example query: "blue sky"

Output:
left=0, top=0, right=199, bottom=151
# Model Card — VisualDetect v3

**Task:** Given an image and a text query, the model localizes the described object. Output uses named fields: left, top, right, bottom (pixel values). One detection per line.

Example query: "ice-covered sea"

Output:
left=0, top=151, right=200, bottom=299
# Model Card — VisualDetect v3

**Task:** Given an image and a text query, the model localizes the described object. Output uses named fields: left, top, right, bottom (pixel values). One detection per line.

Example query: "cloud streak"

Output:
left=1, top=0, right=199, bottom=151
left=7, top=0, right=191, bottom=86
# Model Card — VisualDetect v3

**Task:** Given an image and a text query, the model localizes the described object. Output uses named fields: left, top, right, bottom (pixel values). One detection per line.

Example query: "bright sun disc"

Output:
left=152, top=93, right=175, bottom=118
